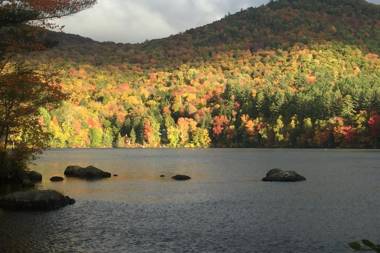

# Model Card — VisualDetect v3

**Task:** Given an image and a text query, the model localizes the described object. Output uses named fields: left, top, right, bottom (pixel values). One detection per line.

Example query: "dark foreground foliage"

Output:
left=349, top=240, right=380, bottom=252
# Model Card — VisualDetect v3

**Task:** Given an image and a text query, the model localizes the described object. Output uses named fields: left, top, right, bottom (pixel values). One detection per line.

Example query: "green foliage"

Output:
left=349, top=240, right=380, bottom=252
left=89, top=128, right=103, bottom=148
left=129, top=128, right=136, bottom=145
left=191, top=128, right=211, bottom=148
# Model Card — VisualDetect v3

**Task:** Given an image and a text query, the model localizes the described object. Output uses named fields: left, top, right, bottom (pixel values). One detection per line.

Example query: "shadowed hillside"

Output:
left=24, top=0, right=380, bottom=148
left=41, top=0, right=380, bottom=67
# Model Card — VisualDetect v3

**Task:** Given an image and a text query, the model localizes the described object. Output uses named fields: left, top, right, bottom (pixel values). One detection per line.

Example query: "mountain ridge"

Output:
left=41, top=0, right=379, bottom=68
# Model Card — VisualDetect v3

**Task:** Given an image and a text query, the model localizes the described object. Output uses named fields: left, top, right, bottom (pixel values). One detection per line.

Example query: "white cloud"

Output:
left=56, top=0, right=380, bottom=43
left=56, top=0, right=177, bottom=43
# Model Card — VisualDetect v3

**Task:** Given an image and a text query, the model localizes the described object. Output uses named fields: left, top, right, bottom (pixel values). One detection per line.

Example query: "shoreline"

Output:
left=43, top=147, right=380, bottom=151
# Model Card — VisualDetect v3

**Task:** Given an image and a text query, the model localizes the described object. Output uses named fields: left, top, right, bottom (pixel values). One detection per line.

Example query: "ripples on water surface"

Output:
left=0, top=149, right=379, bottom=252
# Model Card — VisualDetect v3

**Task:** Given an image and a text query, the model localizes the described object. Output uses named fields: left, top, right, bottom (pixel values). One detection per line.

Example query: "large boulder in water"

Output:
left=0, top=190, right=75, bottom=211
left=64, top=165, right=111, bottom=180
left=172, top=175, right=191, bottom=181
left=262, top=168, right=306, bottom=182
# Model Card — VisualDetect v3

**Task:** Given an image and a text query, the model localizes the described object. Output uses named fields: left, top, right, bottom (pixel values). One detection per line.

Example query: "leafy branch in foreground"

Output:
left=0, top=0, right=96, bottom=181
left=0, top=64, right=66, bottom=172
left=349, top=240, right=380, bottom=252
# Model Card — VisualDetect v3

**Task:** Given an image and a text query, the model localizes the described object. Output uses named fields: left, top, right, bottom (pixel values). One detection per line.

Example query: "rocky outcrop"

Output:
left=50, top=176, right=64, bottom=182
left=64, top=165, right=111, bottom=180
left=172, top=175, right=191, bottom=181
left=262, top=168, right=306, bottom=182
left=0, top=190, right=75, bottom=211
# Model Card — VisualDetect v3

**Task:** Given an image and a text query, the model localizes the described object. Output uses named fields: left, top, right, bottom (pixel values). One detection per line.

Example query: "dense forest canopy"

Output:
left=24, top=0, right=380, bottom=148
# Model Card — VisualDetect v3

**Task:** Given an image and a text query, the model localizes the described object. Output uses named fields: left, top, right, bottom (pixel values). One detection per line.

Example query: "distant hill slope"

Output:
left=28, top=0, right=380, bottom=148
left=41, top=0, right=380, bottom=67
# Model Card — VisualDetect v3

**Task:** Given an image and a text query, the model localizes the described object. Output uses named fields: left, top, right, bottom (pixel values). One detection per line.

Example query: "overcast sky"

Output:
left=57, top=0, right=380, bottom=43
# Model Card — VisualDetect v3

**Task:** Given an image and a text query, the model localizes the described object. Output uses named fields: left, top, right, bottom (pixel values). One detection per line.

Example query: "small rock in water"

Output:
left=0, top=190, right=75, bottom=211
left=262, top=168, right=306, bottom=182
left=160, top=175, right=165, bottom=178
left=64, top=165, right=111, bottom=180
left=113, top=174, right=118, bottom=177
left=50, top=176, right=64, bottom=182
left=172, top=175, right=191, bottom=181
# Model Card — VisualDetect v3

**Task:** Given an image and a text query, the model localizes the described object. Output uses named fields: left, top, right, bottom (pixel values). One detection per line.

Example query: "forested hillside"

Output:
left=28, top=0, right=380, bottom=148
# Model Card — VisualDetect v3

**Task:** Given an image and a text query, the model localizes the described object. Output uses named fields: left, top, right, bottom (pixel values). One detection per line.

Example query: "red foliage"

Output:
left=340, top=126, right=356, bottom=142
left=368, top=113, right=380, bottom=137
left=26, top=0, right=97, bottom=18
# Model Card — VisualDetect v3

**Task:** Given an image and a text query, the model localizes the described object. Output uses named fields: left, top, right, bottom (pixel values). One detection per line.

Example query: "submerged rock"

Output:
left=0, top=190, right=75, bottom=211
left=50, top=176, right=64, bottom=182
left=172, top=175, right=191, bottom=181
left=262, top=168, right=306, bottom=182
left=160, top=175, right=165, bottom=178
left=64, top=165, right=111, bottom=180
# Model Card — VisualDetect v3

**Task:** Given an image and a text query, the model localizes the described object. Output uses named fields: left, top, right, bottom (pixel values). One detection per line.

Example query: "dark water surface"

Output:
left=0, top=149, right=379, bottom=253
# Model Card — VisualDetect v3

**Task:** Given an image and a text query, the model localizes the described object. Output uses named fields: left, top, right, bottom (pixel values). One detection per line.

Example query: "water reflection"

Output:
left=0, top=149, right=379, bottom=252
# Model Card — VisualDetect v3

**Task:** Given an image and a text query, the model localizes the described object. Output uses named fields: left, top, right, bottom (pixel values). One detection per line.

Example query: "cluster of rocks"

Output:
left=0, top=165, right=113, bottom=212
left=0, top=164, right=307, bottom=213
left=44, top=165, right=113, bottom=182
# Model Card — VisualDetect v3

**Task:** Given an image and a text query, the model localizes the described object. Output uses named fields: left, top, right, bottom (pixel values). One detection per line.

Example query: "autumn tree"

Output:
left=0, top=65, right=66, bottom=169
left=0, top=0, right=96, bottom=174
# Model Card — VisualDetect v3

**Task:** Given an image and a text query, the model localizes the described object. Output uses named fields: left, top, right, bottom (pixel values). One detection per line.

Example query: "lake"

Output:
left=0, top=149, right=379, bottom=253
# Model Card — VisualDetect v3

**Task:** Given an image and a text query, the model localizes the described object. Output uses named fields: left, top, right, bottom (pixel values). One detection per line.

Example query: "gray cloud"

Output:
left=56, top=0, right=380, bottom=43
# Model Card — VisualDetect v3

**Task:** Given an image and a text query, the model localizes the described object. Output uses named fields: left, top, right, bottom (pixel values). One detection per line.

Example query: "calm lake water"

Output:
left=0, top=149, right=379, bottom=253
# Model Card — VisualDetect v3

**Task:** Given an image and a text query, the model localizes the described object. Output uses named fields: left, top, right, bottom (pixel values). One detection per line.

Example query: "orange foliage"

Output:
left=212, top=115, right=229, bottom=137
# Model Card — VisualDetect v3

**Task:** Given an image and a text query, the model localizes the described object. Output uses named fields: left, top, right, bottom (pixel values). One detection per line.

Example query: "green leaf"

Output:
left=362, top=240, right=377, bottom=249
left=349, top=242, right=362, bottom=251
